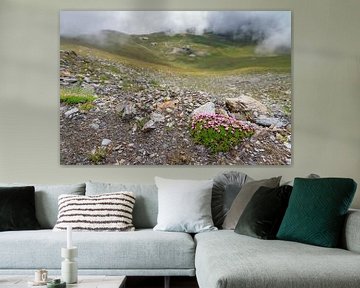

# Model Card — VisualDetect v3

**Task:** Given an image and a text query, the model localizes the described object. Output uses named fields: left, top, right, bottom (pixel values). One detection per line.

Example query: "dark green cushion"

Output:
left=0, top=186, right=41, bottom=231
left=277, top=178, right=357, bottom=247
left=235, top=185, right=292, bottom=239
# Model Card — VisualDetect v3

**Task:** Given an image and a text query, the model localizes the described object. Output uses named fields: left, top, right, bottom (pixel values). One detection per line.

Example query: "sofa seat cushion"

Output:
left=195, top=230, right=360, bottom=288
left=0, top=229, right=195, bottom=270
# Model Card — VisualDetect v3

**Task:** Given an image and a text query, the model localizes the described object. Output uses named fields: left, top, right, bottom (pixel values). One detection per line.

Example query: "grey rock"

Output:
left=64, top=77, right=78, bottom=84
left=101, top=139, right=112, bottom=146
left=90, top=123, right=100, bottom=130
left=284, top=143, right=292, bottom=150
left=150, top=112, right=165, bottom=123
left=191, top=102, right=216, bottom=117
left=142, top=120, right=156, bottom=132
left=225, top=95, right=268, bottom=116
left=255, top=116, right=288, bottom=128
left=64, top=108, right=79, bottom=118
left=118, top=102, right=137, bottom=120
left=170, top=47, right=193, bottom=55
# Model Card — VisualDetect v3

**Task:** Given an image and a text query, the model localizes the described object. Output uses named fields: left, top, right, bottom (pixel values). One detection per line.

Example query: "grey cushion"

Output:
left=212, top=171, right=251, bottom=228
left=222, top=177, right=281, bottom=229
left=195, top=230, right=360, bottom=288
left=234, top=185, right=292, bottom=240
left=0, top=229, right=195, bottom=271
left=154, top=177, right=216, bottom=233
left=0, top=183, right=85, bottom=228
left=283, top=173, right=320, bottom=186
left=85, top=181, right=158, bottom=229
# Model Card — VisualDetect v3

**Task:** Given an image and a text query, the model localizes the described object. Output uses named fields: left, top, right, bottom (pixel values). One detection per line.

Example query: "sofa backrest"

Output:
left=86, top=181, right=158, bottom=229
left=341, top=209, right=360, bottom=253
left=0, top=182, right=86, bottom=229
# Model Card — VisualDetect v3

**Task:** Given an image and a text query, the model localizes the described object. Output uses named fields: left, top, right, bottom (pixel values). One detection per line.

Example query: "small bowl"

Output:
left=47, top=279, right=66, bottom=288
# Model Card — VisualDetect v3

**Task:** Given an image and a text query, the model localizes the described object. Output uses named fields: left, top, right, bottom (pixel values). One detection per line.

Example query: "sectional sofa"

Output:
left=0, top=176, right=359, bottom=288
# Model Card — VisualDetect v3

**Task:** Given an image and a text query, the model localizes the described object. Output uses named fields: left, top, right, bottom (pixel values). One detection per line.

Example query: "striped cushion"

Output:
left=53, top=192, right=136, bottom=232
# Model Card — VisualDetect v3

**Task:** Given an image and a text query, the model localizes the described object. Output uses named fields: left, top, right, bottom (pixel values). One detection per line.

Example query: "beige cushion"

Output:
left=222, top=177, right=281, bottom=230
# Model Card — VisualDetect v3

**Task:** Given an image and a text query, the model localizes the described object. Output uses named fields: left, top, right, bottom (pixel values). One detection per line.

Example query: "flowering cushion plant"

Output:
left=190, top=113, right=254, bottom=153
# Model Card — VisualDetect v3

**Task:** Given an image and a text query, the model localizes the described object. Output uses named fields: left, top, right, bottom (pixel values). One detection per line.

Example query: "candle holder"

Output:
left=61, top=247, right=78, bottom=284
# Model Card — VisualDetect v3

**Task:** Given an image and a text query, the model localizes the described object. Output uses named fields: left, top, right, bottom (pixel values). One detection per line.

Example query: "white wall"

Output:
left=0, top=0, right=359, bottom=208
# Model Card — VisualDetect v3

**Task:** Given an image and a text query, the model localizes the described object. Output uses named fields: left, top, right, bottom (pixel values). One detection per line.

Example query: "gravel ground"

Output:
left=60, top=50, right=292, bottom=165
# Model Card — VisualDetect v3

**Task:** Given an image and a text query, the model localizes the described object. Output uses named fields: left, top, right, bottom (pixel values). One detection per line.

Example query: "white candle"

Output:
left=67, top=225, right=72, bottom=249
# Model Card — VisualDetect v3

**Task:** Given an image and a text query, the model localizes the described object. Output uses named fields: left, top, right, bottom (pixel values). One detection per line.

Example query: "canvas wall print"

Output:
left=60, top=11, right=292, bottom=165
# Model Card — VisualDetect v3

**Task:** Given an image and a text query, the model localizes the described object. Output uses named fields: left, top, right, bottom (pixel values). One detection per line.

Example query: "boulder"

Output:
left=225, top=95, right=268, bottom=116
left=191, top=102, right=216, bottom=117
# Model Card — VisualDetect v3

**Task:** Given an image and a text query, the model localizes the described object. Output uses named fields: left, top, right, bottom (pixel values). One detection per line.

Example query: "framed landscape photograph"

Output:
left=60, top=11, right=292, bottom=165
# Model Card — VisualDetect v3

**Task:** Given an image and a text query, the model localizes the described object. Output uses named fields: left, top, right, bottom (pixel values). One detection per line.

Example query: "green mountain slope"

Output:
left=60, top=30, right=290, bottom=75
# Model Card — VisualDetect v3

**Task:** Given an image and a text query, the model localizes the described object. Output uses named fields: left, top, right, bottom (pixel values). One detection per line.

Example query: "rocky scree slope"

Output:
left=60, top=50, right=291, bottom=165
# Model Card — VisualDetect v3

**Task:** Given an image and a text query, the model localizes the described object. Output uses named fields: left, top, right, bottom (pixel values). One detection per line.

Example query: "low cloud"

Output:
left=60, top=11, right=291, bottom=54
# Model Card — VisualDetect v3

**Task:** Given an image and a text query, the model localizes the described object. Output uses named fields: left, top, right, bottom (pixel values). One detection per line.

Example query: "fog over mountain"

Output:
left=60, top=11, right=291, bottom=54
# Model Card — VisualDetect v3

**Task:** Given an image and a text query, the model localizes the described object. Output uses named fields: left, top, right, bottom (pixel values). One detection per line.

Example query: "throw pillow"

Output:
left=0, top=186, right=41, bottom=231
left=153, top=177, right=217, bottom=233
left=86, top=181, right=158, bottom=229
left=277, top=178, right=357, bottom=248
left=53, top=192, right=136, bottom=231
left=212, top=171, right=252, bottom=228
left=234, top=185, right=293, bottom=239
left=222, top=176, right=281, bottom=230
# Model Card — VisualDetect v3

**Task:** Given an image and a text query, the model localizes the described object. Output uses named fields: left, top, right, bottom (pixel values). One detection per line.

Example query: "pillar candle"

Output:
left=67, top=225, right=72, bottom=248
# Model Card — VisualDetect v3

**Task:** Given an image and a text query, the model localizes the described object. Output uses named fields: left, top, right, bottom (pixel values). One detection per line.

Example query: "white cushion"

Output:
left=153, top=177, right=217, bottom=233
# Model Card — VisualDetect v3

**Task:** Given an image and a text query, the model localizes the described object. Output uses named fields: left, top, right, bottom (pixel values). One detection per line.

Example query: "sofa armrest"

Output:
left=342, top=209, right=360, bottom=253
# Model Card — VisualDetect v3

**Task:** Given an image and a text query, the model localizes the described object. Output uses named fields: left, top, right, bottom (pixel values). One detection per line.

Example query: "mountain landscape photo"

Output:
left=60, top=11, right=292, bottom=165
